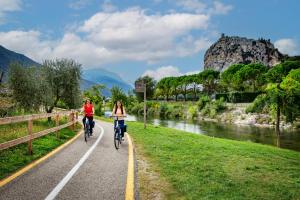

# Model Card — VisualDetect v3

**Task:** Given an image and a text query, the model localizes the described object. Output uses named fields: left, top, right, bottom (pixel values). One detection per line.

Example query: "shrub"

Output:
left=246, top=94, right=269, bottom=113
left=197, top=95, right=211, bottom=110
left=216, top=92, right=261, bottom=103
left=200, top=97, right=226, bottom=118
left=188, top=105, right=198, bottom=119
left=159, top=103, right=168, bottom=118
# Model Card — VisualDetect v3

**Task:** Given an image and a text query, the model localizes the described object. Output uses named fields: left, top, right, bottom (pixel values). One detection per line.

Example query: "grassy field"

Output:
left=0, top=123, right=81, bottom=180
left=0, top=117, right=69, bottom=143
left=127, top=121, right=300, bottom=200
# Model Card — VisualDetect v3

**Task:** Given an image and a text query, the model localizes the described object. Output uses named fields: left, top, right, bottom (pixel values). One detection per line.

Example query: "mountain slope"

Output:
left=0, top=45, right=40, bottom=73
left=82, top=68, right=133, bottom=96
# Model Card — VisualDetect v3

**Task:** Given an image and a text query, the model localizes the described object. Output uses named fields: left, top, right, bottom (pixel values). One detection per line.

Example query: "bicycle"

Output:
left=111, top=116, right=126, bottom=150
left=84, top=118, right=92, bottom=142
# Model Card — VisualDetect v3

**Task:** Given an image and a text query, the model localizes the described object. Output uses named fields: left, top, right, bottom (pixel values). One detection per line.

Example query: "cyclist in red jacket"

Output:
left=82, top=99, right=95, bottom=135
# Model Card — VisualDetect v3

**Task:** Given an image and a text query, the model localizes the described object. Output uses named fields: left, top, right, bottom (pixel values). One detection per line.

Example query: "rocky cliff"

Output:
left=204, top=35, right=284, bottom=71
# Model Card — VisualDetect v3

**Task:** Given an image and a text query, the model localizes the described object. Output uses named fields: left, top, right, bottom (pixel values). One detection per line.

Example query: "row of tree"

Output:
left=8, top=59, right=82, bottom=116
left=135, top=61, right=300, bottom=102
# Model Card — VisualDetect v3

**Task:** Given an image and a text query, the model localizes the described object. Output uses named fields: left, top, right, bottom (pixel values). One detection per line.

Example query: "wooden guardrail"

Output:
left=0, top=110, right=78, bottom=154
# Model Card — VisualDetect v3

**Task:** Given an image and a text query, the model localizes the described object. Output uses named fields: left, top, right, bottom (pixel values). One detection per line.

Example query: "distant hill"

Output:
left=0, top=45, right=40, bottom=81
left=82, top=68, right=133, bottom=97
left=204, top=35, right=285, bottom=71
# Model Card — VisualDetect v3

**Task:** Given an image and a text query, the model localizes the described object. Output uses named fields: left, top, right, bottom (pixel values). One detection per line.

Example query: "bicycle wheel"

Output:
left=84, top=126, right=88, bottom=142
left=114, top=129, right=120, bottom=149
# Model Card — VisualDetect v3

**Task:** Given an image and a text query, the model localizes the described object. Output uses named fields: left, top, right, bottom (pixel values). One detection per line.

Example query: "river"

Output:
left=125, top=114, right=300, bottom=152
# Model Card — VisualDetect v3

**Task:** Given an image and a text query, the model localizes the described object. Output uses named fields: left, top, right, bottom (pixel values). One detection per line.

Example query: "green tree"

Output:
left=199, top=69, right=220, bottom=95
left=8, top=63, right=41, bottom=112
left=170, top=77, right=181, bottom=101
left=220, top=64, right=245, bottom=91
left=233, top=63, right=268, bottom=92
left=280, top=69, right=300, bottom=122
left=178, top=76, right=190, bottom=101
left=156, top=77, right=172, bottom=101
left=110, top=86, right=128, bottom=109
left=135, top=76, right=156, bottom=102
left=187, top=74, right=200, bottom=101
left=265, top=64, right=300, bottom=132
left=41, top=59, right=82, bottom=115
left=265, top=61, right=300, bottom=83
left=84, top=84, right=105, bottom=116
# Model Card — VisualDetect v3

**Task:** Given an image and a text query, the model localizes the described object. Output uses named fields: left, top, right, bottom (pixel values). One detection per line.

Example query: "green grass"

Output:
left=127, top=121, right=300, bottom=200
left=0, top=123, right=81, bottom=180
left=0, top=117, right=68, bottom=143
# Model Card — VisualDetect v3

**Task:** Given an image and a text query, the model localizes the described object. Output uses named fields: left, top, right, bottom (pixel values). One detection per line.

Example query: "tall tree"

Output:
left=42, top=59, right=82, bottom=114
left=8, top=63, right=41, bottom=111
left=170, top=77, right=181, bottom=101
left=187, top=74, right=200, bottom=101
left=178, top=76, right=190, bottom=101
left=265, top=61, right=300, bottom=133
left=156, top=77, right=172, bottom=101
left=199, top=69, right=220, bottom=95
left=110, top=86, right=128, bottom=108
left=233, top=63, right=268, bottom=92
left=220, top=64, right=245, bottom=91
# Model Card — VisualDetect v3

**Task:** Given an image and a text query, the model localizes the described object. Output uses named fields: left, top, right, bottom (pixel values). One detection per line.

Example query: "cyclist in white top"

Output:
left=111, top=100, right=127, bottom=139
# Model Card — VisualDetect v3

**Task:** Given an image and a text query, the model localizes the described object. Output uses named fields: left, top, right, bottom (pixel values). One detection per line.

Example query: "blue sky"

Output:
left=0, top=0, right=299, bottom=84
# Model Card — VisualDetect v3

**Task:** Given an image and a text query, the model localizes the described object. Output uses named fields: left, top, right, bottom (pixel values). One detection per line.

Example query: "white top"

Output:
left=112, top=107, right=126, bottom=120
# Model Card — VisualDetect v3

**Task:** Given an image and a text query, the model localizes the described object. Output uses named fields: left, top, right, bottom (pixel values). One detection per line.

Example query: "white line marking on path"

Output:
left=45, top=124, right=104, bottom=200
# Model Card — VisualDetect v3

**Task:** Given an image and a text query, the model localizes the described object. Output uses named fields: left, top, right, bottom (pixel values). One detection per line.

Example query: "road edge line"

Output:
left=125, top=133, right=135, bottom=200
left=0, top=127, right=83, bottom=187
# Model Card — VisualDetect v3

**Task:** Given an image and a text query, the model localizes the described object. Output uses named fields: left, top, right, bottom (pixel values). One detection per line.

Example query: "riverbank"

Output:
left=127, top=121, right=300, bottom=200
left=127, top=101, right=300, bottom=130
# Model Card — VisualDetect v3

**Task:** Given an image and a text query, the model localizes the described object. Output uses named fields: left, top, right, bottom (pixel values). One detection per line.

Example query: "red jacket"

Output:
left=84, top=104, right=94, bottom=117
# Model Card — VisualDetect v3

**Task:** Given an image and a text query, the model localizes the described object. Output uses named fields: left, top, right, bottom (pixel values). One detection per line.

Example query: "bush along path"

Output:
left=128, top=121, right=300, bottom=200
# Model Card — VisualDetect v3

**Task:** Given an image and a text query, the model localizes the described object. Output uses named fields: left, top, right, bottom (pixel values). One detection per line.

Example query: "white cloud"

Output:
left=142, top=66, right=200, bottom=80
left=143, top=66, right=182, bottom=80
left=0, top=0, right=22, bottom=24
left=186, top=70, right=200, bottom=75
left=69, top=0, right=91, bottom=10
left=176, top=0, right=207, bottom=14
left=209, top=1, right=233, bottom=15
left=0, top=30, right=53, bottom=61
left=0, top=7, right=212, bottom=67
left=176, top=0, right=232, bottom=15
left=101, top=0, right=117, bottom=12
left=274, top=38, right=299, bottom=56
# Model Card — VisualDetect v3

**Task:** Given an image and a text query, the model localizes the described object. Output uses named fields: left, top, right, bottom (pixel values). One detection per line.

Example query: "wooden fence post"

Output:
left=28, top=119, right=33, bottom=155
left=56, top=114, right=59, bottom=138
left=72, top=112, right=75, bottom=130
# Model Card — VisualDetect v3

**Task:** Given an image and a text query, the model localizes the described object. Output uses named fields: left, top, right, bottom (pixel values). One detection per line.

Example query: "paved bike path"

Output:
left=0, top=120, right=129, bottom=200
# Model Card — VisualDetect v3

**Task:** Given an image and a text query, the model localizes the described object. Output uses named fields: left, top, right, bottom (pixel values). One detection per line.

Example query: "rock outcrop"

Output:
left=204, top=34, right=284, bottom=71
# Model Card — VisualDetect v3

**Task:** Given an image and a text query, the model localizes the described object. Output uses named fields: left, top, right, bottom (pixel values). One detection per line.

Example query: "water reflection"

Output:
left=126, top=115, right=300, bottom=152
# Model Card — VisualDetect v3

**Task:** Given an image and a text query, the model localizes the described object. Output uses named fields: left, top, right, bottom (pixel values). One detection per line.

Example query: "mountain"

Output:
left=204, top=34, right=284, bottom=71
left=82, top=68, right=133, bottom=97
left=0, top=45, right=40, bottom=80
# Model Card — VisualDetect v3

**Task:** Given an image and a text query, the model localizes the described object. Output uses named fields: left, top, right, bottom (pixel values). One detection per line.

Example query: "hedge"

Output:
left=216, top=92, right=262, bottom=103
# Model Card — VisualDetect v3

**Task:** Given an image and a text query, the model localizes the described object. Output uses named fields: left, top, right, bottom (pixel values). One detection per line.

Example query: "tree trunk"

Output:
left=184, top=86, right=187, bottom=101
left=46, top=106, right=54, bottom=122
left=193, top=85, right=196, bottom=101
left=276, top=100, right=280, bottom=135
